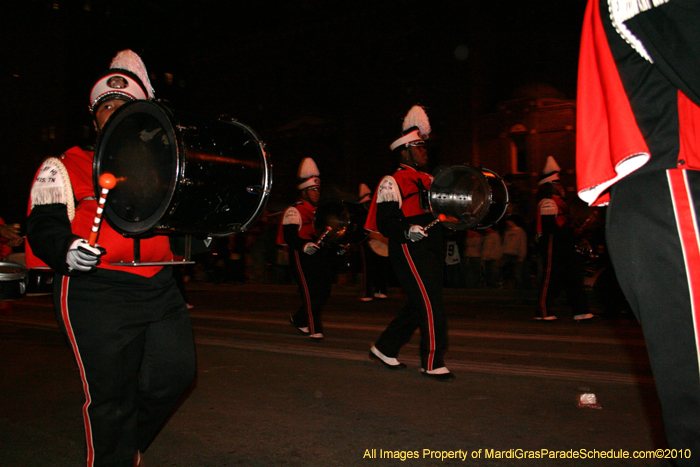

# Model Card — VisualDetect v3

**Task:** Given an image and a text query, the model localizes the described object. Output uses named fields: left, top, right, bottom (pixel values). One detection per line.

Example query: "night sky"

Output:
left=2, top=0, right=588, bottom=223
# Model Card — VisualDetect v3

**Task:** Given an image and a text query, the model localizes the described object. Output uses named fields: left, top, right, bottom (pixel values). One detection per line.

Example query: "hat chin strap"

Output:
left=300, top=189, right=318, bottom=207
left=92, top=115, right=101, bottom=135
left=403, top=147, right=422, bottom=169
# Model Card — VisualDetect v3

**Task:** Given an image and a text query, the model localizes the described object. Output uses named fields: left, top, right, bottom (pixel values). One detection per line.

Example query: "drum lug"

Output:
left=175, top=124, right=198, bottom=132
left=246, top=185, right=266, bottom=195
left=179, top=178, right=202, bottom=187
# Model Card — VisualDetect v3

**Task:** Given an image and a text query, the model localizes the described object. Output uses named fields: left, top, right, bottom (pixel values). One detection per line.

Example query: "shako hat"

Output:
left=89, top=50, right=155, bottom=113
left=538, top=156, right=561, bottom=185
left=297, top=157, right=321, bottom=190
left=389, top=105, right=431, bottom=151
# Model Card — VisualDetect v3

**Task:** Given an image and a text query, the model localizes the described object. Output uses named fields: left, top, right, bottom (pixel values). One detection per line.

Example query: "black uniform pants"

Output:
left=608, top=169, right=700, bottom=464
left=375, top=241, right=448, bottom=371
left=55, top=267, right=196, bottom=467
left=290, top=249, right=332, bottom=335
left=360, top=243, right=390, bottom=299
left=537, top=234, right=589, bottom=318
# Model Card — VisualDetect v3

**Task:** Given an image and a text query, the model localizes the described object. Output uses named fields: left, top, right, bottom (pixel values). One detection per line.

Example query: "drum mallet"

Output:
left=315, top=226, right=333, bottom=247
left=88, top=173, right=117, bottom=247
left=424, top=213, right=447, bottom=231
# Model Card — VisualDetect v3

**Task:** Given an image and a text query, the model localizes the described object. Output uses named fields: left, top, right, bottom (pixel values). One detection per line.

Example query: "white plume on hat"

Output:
left=109, top=50, right=155, bottom=98
left=390, top=105, right=431, bottom=151
left=402, top=105, right=431, bottom=138
left=538, top=156, right=561, bottom=185
left=297, top=157, right=321, bottom=190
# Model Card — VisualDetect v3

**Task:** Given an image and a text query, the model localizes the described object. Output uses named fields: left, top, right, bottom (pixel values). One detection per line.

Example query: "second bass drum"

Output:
left=93, top=100, right=272, bottom=237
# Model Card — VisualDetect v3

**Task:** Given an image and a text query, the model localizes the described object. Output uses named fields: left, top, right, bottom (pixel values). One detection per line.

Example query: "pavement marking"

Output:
left=192, top=323, right=650, bottom=366
left=0, top=317, right=59, bottom=330
left=194, top=336, right=655, bottom=386
left=1, top=315, right=652, bottom=385
left=6, top=312, right=646, bottom=348
left=191, top=313, right=647, bottom=346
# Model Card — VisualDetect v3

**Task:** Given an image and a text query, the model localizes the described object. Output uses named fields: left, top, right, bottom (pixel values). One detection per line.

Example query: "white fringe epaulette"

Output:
left=538, top=198, right=558, bottom=216
left=282, top=206, right=302, bottom=226
left=110, top=50, right=155, bottom=98
left=30, top=157, right=76, bottom=221
left=376, top=176, right=402, bottom=208
left=402, top=105, right=431, bottom=138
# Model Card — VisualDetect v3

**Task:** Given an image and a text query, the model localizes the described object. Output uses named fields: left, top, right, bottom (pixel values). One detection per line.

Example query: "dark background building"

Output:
left=1, top=0, right=587, bottom=226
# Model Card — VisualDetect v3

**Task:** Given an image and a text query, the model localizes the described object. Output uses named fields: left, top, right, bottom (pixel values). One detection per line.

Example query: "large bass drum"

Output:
left=94, top=100, right=272, bottom=237
left=429, top=165, right=509, bottom=230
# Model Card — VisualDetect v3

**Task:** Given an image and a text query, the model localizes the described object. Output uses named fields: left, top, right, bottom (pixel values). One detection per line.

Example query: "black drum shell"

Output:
left=26, top=268, right=54, bottom=296
left=93, top=100, right=272, bottom=237
left=0, top=261, right=28, bottom=301
left=314, top=200, right=368, bottom=245
left=429, top=165, right=509, bottom=230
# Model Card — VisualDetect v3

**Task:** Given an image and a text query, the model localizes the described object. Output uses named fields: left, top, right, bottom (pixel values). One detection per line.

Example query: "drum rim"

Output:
left=477, top=167, right=510, bottom=229
left=429, top=164, right=493, bottom=231
left=209, top=119, right=273, bottom=236
left=0, top=260, right=28, bottom=280
left=93, top=100, right=181, bottom=236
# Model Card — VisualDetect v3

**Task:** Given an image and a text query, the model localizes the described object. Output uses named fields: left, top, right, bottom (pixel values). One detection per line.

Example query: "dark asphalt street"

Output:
left=0, top=283, right=670, bottom=466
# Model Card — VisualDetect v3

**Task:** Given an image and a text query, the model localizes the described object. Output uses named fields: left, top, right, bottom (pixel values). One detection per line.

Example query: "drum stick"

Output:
left=424, top=213, right=447, bottom=231
left=88, top=173, right=117, bottom=247
left=315, top=226, right=333, bottom=246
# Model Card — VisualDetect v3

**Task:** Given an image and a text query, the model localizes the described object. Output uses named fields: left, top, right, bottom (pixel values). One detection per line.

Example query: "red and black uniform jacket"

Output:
left=26, top=146, right=174, bottom=277
left=577, top=0, right=700, bottom=206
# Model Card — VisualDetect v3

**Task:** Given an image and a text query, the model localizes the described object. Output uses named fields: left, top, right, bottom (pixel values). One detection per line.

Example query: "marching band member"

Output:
left=278, top=157, right=331, bottom=340
left=577, top=0, right=700, bottom=461
left=365, top=105, right=454, bottom=381
left=358, top=183, right=390, bottom=302
left=26, top=50, right=196, bottom=467
left=535, top=156, right=592, bottom=321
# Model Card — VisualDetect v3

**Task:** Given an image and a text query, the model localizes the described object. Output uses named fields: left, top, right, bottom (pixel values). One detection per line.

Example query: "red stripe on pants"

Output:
left=401, top=243, right=436, bottom=371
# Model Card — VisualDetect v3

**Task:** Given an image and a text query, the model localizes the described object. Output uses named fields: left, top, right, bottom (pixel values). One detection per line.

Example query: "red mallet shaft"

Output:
left=424, top=213, right=447, bottom=231
left=315, top=226, right=333, bottom=246
left=88, top=173, right=117, bottom=246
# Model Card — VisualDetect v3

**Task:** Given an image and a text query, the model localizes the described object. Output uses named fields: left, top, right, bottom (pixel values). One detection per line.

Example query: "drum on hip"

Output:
left=0, top=261, right=27, bottom=301
left=428, top=165, right=509, bottom=230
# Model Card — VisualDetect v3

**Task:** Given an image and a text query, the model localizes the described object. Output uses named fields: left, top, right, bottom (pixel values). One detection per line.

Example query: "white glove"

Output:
left=406, top=225, right=428, bottom=242
left=66, top=239, right=105, bottom=272
left=303, top=242, right=320, bottom=255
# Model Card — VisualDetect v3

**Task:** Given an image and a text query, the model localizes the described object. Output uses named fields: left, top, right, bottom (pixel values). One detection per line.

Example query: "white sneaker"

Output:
left=289, top=315, right=310, bottom=334
left=369, top=345, right=406, bottom=369
left=574, top=313, right=595, bottom=321
left=309, top=333, right=324, bottom=339
left=374, top=293, right=388, bottom=299
left=359, top=297, right=373, bottom=302
left=420, top=367, right=456, bottom=381
left=534, top=316, right=558, bottom=321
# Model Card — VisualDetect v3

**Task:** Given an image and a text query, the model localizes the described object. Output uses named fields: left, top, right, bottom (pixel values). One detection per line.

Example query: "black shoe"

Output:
left=420, top=369, right=456, bottom=382
left=289, top=315, right=310, bottom=335
left=369, top=349, right=406, bottom=370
